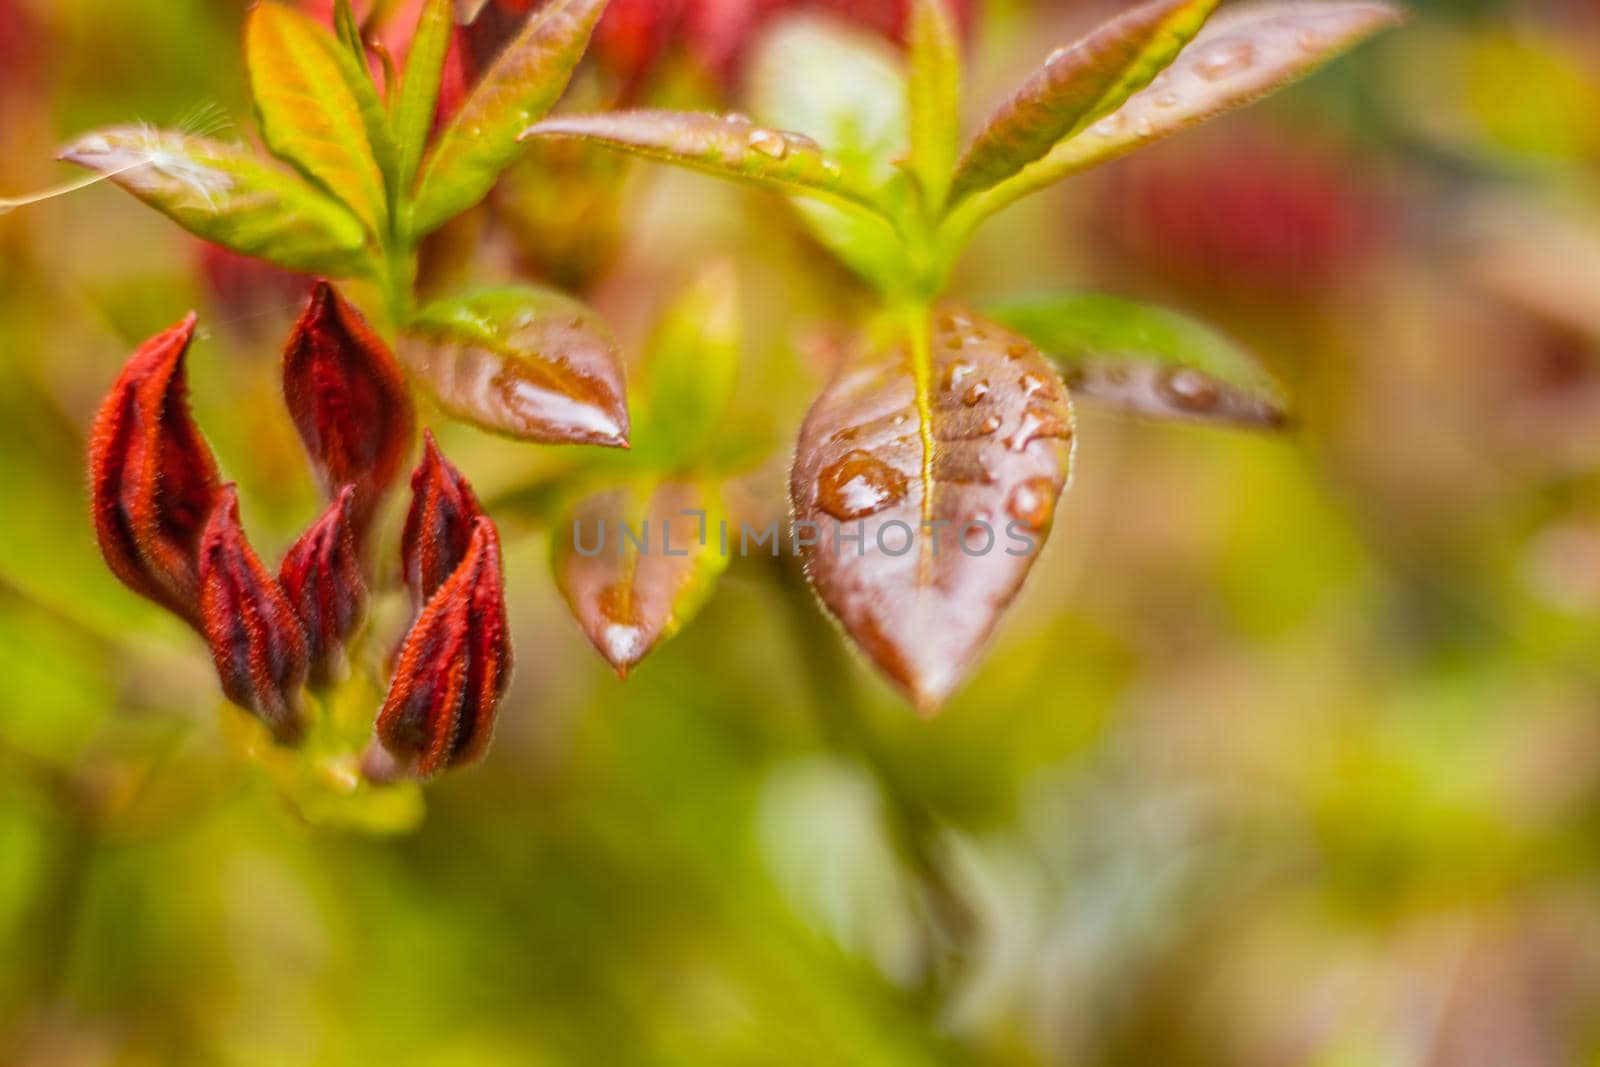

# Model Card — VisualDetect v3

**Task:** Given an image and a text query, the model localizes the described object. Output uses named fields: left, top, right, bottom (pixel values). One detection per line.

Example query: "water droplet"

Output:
left=937, top=313, right=956, bottom=331
left=962, top=380, right=990, bottom=406
left=1153, top=91, right=1181, bottom=108
left=1092, top=113, right=1125, bottom=137
left=747, top=129, right=788, bottom=159
left=1007, top=477, right=1057, bottom=530
left=892, top=414, right=908, bottom=426
left=1133, top=116, right=1156, bottom=137
left=1047, top=46, right=1070, bottom=64
left=469, top=125, right=484, bottom=139
left=784, top=130, right=821, bottom=153
left=724, top=112, right=753, bottom=125
left=978, top=414, right=1001, bottom=435
left=1297, top=26, right=1326, bottom=51
left=948, top=335, right=964, bottom=350
left=1158, top=367, right=1221, bottom=412
left=1194, top=40, right=1255, bottom=81
left=1006, top=343, right=1031, bottom=360
left=1020, top=371, right=1049, bottom=397
left=1006, top=405, right=1071, bottom=452
left=941, top=360, right=975, bottom=391
left=817, top=450, right=908, bottom=520
left=821, top=158, right=842, bottom=178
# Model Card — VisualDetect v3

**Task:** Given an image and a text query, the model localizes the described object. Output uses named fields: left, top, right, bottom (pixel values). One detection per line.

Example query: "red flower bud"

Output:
left=279, top=485, right=367, bottom=686
left=199, top=485, right=311, bottom=745
left=368, top=516, right=511, bottom=780
left=400, top=430, right=485, bottom=609
left=282, top=281, right=416, bottom=540
left=87, top=313, right=221, bottom=628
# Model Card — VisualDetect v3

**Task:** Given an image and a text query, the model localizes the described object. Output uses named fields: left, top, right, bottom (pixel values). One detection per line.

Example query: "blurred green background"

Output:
left=4, top=0, right=1600, bottom=1063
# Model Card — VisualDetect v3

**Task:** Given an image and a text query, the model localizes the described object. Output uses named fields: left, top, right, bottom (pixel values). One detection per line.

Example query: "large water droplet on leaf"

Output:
left=817, top=450, right=908, bottom=520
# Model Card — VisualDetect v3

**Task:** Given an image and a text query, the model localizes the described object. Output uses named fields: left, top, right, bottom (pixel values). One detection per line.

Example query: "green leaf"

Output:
left=636, top=262, right=741, bottom=470
left=948, top=1, right=1403, bottom=229
left=988, top=293, right=1288, bottom=428
left=401, top=286, right=630, bottom=446
left=946, top=0, right=1219, bottom=209
left=392, top=0, right=454, bottom=193
left=411, top=0, right=608, bottom=236
left=552, top=479, right=729, bottom=677
left=521, top=110, right=883, bottom=213
left=749, top=14, right=909, bottom=189
left=907, top=0, right=963, bottom=210
left=245, top=1, right=395, bottom=235
left=59, top=126, right=370, bottom=275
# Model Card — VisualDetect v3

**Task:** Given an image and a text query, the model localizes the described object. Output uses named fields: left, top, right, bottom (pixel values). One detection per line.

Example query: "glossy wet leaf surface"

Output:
left=962, top=1, right=1403, bottom=216
left=401, top=286, right=629, bottom=447
left=59, top=127, right=369, bottom=275
left=790, top=308, right=1075, bottom=711
left=246, top=2, right=392, bottom=234
left=412, top=0, right=608, bottom=236
left=554, top=480, right=728, bottom=677
left=948, top=0, right=1218, bottom=207
left=522, top=110, right=880, bottom=212
left=990, top=293, right=1288, bottom=428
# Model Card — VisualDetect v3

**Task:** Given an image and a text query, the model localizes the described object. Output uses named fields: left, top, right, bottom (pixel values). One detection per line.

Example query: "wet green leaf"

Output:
left=947, top=0, right=1219, bottom=209
left=989, top=293, right=1289, bottom=428
left=412, top=0, right=607, bottom=236
left=59, top=126, right=370, bottom=276
left=521, top=110, right=882, bottom=213
left=246, top=1, right=394, bottom=234
left=951, top=1, right=1402, bottom=226
left=401, top=287, right=629, bottom=447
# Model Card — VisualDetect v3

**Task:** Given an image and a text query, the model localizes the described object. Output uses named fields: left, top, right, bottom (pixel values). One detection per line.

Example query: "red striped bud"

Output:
left=367, top=517, right=511, bottom=780
left=399, top=430, right=484, bottom=609
left=282, top=281, right=416, bottom=540
left=279, top=485, right=367, bottom=687
left=87, top=313, right=221, bottom=628
left=198, top=485, right=310, bottom=745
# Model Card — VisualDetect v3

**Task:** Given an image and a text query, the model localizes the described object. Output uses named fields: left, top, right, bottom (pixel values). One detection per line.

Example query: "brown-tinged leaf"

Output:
left=946, top=0, right=1219, bottom=208
left=400, top=287, right=629, bottom=447
left=554, top=480, right=728, bottom=676
left=952, top=2, right=1403, bottom=222
left=59, top=127, right=369, bottom=276
left=282, top=281, right=417, bottom=536
left=411, top=0, right=609, bottom=236
left=521, top=110, right=881, bottom=212
left=246, top=2, right=393, bottom=233
left=790, top=307, right=1075, bottom=711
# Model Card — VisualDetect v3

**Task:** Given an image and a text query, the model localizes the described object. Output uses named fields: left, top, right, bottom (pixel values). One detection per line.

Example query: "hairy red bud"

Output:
left=88, top=313, right=221, bottom=628
left=400, top=430, right=485, bottom=609
left=368, top=517, right=511, bottom=780
left=282, top=281, right=416, bottom=539
left=279, top=485, right=367, bottom=687
left=198, top=485, right=310, bottom=745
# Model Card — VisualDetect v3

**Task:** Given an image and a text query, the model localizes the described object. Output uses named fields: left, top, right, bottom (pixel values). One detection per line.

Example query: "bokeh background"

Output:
left=4, top=0, right=1600, bottom=1062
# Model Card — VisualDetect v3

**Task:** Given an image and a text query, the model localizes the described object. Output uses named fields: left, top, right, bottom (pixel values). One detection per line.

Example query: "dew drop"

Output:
left=962, top=380, right=990, bottom=406
left=724, top=111, right=753, bottom=125
left=1007, top=476, right=1057, bottom=531
left=1019, top=371, right=1049, bottom=397
left=1047, top=46, right=1070, bottom=64
left=937, top=312, right=956, bottom=331
left=1158, top=367, right=1221, bottom=412
left=1006, top=343, right=1031, bottom=360
left=817, top=450, right=908, bottom=520
left=1194, top=40, right=1255, bottom=81
left=1006, top=405, right=1071, bottom=452
left=1153, top=91, right=1181, bottom=108
left=978, top=414, right=1001, bottom=435
left=941, top=359, right=975, bottom=391
left=1092, top=113, right=1125, bottom=137
left=784, top=131, right=821, bottom=153
left=747, top=129, right=788, bottom=159
left=821, top=158, right=843, bottom=178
